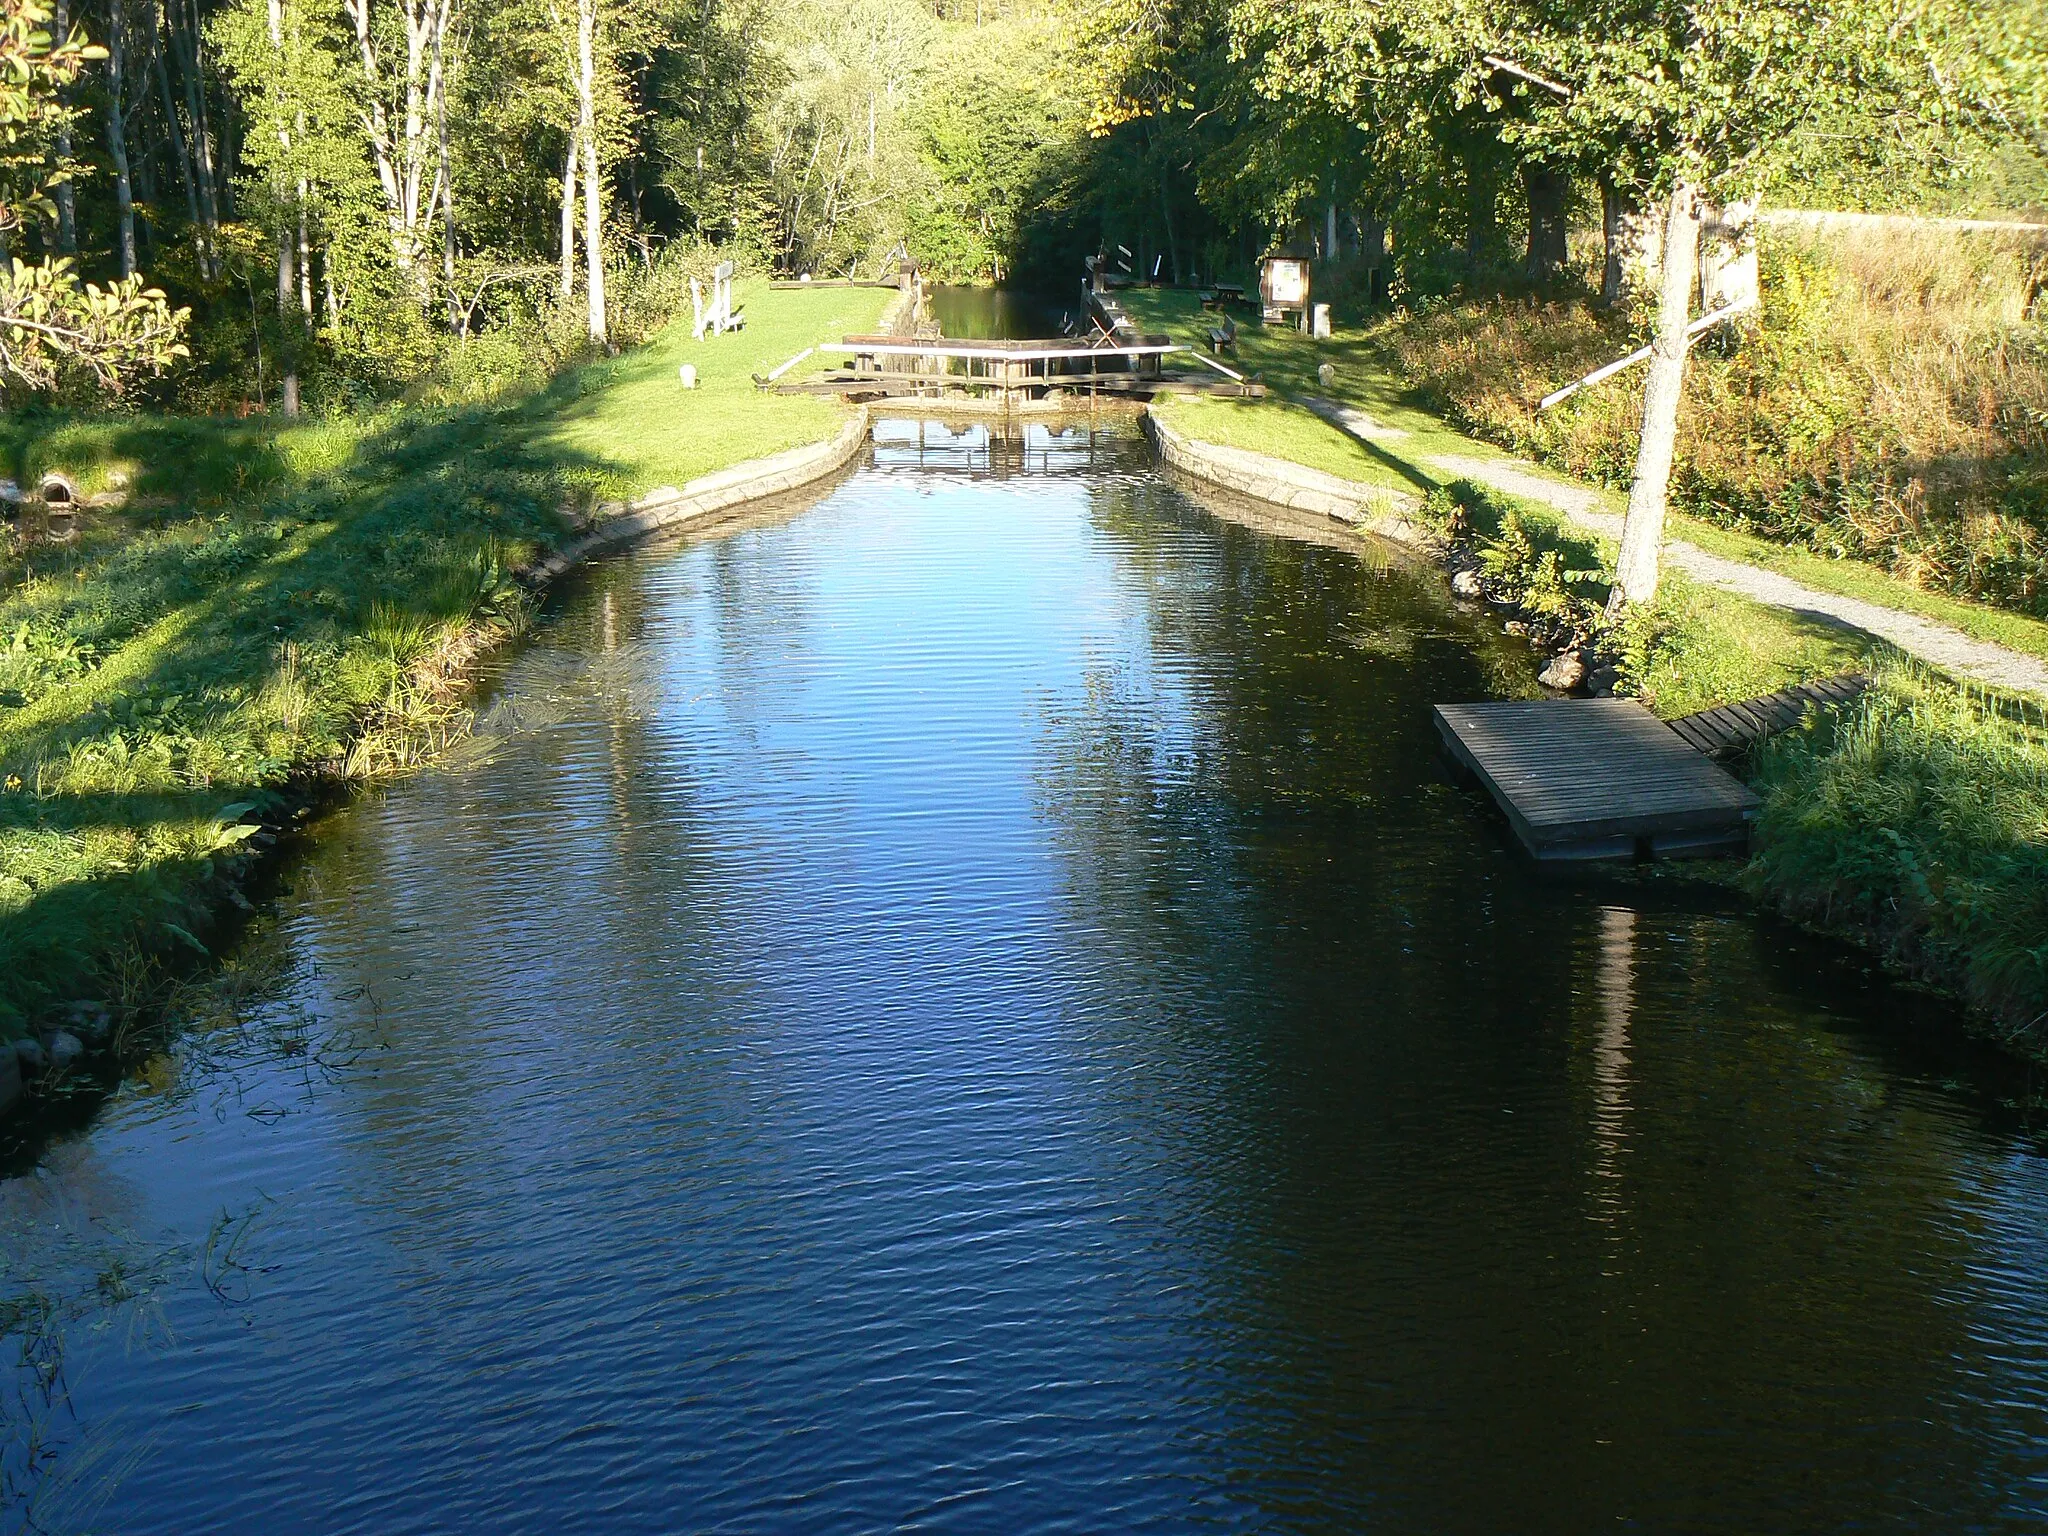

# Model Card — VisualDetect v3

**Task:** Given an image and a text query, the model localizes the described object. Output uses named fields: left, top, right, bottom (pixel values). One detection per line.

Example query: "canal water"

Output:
left=7, top=422, right=2048, bottom=1532
left=927, top=283, right=1073, bottom=340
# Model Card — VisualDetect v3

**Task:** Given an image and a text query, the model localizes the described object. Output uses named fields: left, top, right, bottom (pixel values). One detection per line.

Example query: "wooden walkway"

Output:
left=1666, top=673, right=1870, bottom=757
left=766, top=331, right=1264, bottom=402
left=1434, top=699, right=1760, bottom=861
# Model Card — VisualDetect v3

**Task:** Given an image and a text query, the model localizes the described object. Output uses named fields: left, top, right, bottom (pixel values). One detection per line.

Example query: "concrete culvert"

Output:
left=38, top=473, right=76, bottom=506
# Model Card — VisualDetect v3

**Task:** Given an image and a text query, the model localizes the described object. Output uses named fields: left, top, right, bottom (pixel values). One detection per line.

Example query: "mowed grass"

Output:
left=539, top=279, right=893, bottom=494
left=0, top=284, right=888, bottom=1033
left=1669, top=515, right=2048, bottom=668
left=1124, top=288, right=1502, bottom=496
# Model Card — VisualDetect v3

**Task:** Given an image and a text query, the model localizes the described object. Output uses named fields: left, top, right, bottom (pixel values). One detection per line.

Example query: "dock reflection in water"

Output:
left=6, top=422, right=2048, bottom=1534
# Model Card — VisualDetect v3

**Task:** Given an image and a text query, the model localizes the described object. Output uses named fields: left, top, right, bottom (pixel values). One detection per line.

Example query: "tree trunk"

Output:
left=1357, top=211, right=1387, bottom=302
left=559, top=138, right=577, bottom=298
left=104, top=0, right=137, bottom=277
left=1609, top=182, right=1701, bottom=613
left=1465, top=160, right=1497, bottom=268
left=269, top=0, right=291, bottom=313
left=1158, top=178, right=1178, bottom=286
left=1522, top=164, right=1567, bottom=286
left=53, top=0, right=77, bottom=253
left=176, top=0, right=221, bottom=275
left=1601, top=180, right=1623, bottom=308
left=437, top=14, right=459, bottom=333
left=298, top=192, right=313, bottom=321
left=134, top=122, right=156, bottom=254
left=577, top=0, right=605, bottom=344
left=264, top=0, right=294, bottom=411
left=152, top=0, right=202, bottom=246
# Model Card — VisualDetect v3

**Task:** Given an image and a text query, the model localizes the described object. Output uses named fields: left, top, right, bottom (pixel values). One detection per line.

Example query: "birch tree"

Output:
left=0, top=0, right=186, bottom=389
left=339, top=0, right=458, bottom=281
left=97, top=0, right=136, bottom=275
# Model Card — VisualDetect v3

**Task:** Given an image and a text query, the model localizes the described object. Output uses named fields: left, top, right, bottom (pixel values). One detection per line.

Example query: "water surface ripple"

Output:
left=7, top=423, right=2048, bottom=1533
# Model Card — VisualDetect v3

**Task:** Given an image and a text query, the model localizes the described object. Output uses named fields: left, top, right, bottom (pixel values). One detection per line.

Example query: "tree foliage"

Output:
left=3, top=0, right=2034, bottom=402
left=0, top=0, right=185, bottom=392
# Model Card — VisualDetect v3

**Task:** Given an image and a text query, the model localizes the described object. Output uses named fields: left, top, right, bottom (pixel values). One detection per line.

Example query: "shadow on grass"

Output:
left=0, top=388, right=635, bottom=1032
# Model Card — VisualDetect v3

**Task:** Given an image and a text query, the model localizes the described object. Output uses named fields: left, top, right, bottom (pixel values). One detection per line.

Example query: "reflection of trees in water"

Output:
left=2, top=1153, right=187, bottom=1531
left=6, top=492, right=853, bottom=1530
left=1589, top=904, right=1635, bottom=1209
left=1, top=941, right=357, bottom=1529
left=1029, top=476, right=2044, bottom=1529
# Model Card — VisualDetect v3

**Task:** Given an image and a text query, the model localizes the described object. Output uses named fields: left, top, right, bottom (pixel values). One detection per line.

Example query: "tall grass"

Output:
left=1380, top=225, right=2048, bottom=614
left=1749, top=661, right=2048, bottom=1042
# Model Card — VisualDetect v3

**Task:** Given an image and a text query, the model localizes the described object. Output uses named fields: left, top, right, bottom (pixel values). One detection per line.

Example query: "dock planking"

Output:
left=1666, top=672, right=1869, bottom=757
left=1434, top=698, right=1760, bottom=861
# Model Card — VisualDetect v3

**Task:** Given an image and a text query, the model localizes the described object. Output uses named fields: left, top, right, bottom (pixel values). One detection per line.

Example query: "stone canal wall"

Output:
left=1141, top=410, right=1436, bottom=550
left=527, top=406, right=874, bottom=585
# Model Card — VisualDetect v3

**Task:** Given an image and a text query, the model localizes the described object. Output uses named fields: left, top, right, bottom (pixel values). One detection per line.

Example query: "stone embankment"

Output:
left=1142, top=411, right=1436, bottom=549
left=529, top=408, right=873, bottom=585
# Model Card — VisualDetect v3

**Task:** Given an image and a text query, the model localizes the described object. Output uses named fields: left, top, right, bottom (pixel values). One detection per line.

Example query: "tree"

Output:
left=1236, top=0, right=1972, bottom=608
left=0, top=0, right=185, bottom=390
left=1484, top=0, right=1972, bottom=608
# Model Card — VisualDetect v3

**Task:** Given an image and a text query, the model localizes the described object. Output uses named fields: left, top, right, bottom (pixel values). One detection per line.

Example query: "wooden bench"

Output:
left=1206, top=319, right=1238, bottom=355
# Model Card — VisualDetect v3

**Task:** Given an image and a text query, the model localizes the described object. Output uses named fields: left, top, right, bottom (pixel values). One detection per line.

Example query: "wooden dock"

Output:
left=1666, top=673, right=1870, bottom=757
left=1433, top=698, right=1760, bottom=861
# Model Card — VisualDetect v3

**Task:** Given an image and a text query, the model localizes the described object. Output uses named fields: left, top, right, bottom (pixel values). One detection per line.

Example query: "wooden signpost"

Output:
left=692, top=261, right=745, bottom=340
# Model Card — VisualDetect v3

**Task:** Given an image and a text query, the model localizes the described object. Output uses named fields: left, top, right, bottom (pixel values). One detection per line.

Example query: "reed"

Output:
left=1749, top=659, right=2048, bottom=1042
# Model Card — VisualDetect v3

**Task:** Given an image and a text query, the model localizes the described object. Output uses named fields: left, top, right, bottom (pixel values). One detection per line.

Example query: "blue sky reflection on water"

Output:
left=7, top=429, right=2048, bottom=1534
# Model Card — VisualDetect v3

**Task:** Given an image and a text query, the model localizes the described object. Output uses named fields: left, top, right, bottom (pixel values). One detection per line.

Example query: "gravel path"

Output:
left=1431, top=454, right=2048, bottom=701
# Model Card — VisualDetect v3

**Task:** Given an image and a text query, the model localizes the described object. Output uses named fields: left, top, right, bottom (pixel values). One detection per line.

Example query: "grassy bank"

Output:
left=0, top=281, right=890, bottom=1036
left=1125, top=284, right=2048, bottom=1045
left=1379, top=226, right=2048, bottom=620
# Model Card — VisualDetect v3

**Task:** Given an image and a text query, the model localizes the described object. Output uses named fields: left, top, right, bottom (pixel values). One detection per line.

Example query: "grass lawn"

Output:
left=0, top=283, right=889, bottom=1034
left=538, top=279, right=893, bottom=495
left=1124, top=289, right=1505, bottom=497
left=1668, top=516, right=2048, bottom=668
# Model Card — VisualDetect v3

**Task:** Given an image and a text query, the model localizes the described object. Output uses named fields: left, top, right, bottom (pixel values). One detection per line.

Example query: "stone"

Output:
left=45, top=1030, right=83, bottom=1071
left=66, top=1001, right=113, bottom=1044
left=1538, top=650, right=1587, bottom=691
left=1450, top=568, right=1484, bottom=599
left=677, top=364, right=697, bottom=388
left=1317, top=361, right=1336, bottom=387
left=1588, top=664, right=1622, bottom=694
left=1504, top=620, right=1529, bottom=637
left=14, top=1036, right=47, bottom=1075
